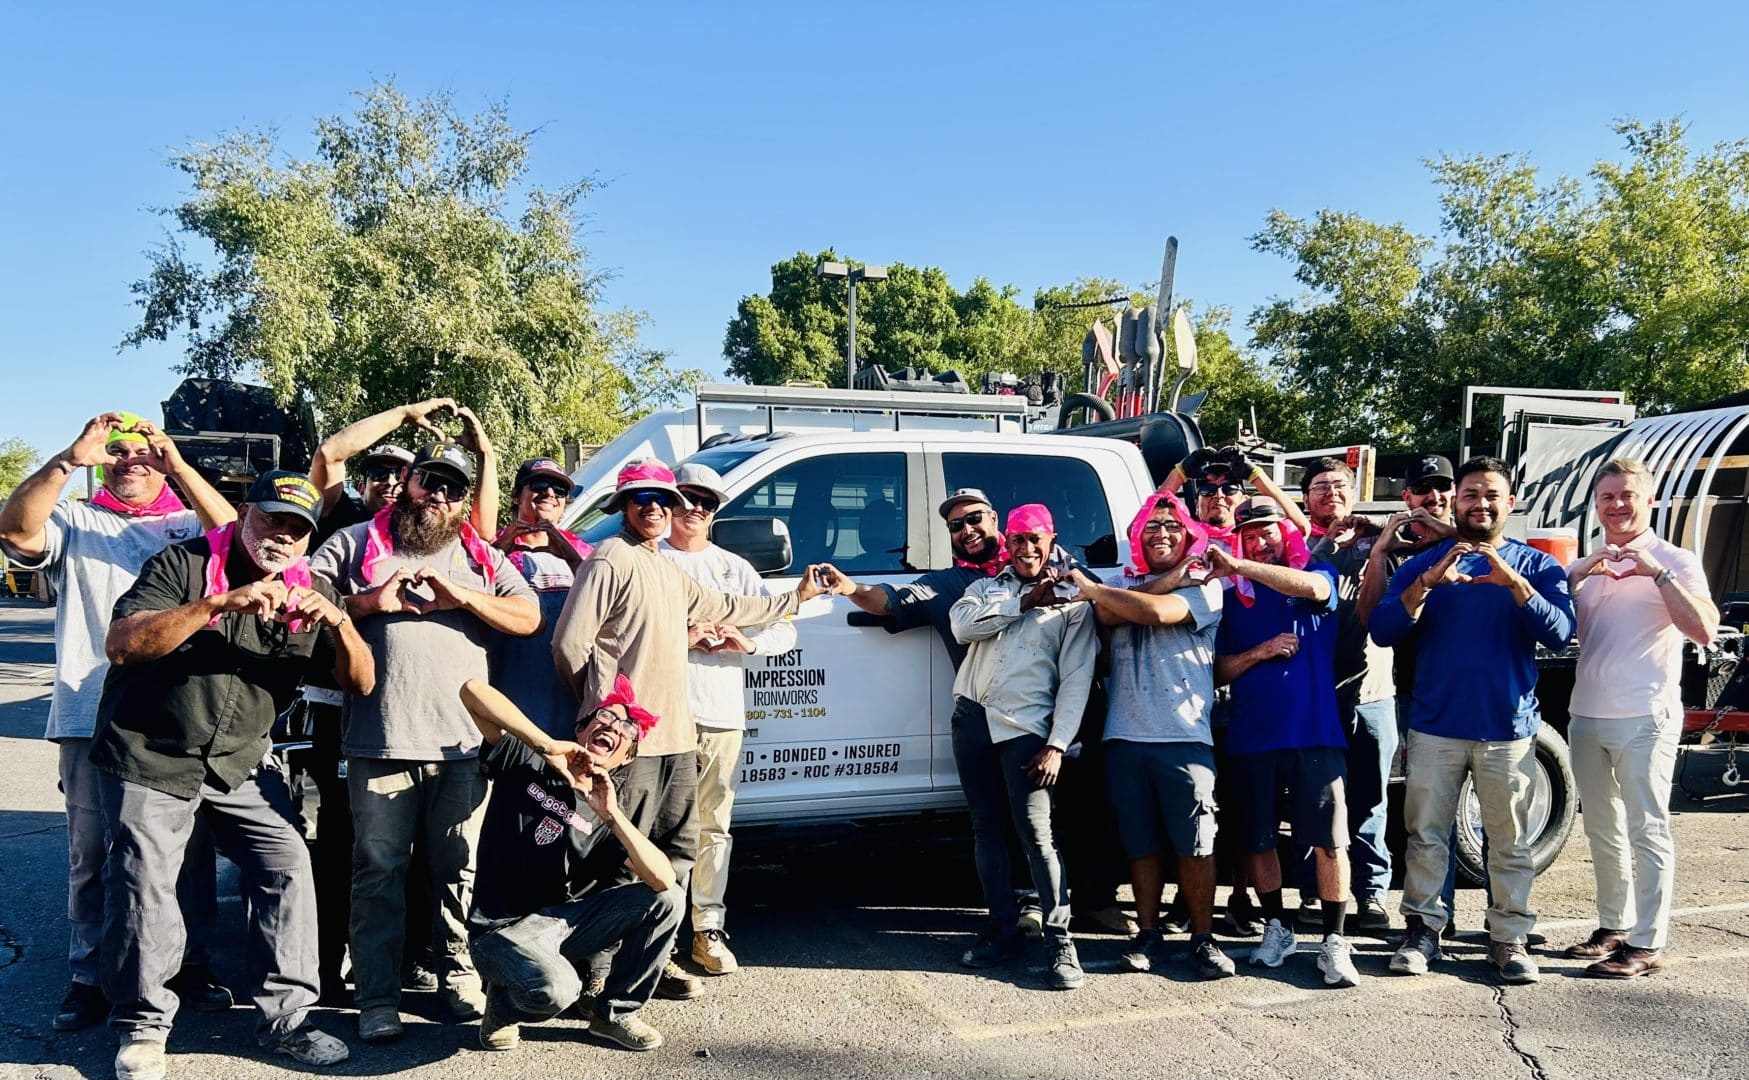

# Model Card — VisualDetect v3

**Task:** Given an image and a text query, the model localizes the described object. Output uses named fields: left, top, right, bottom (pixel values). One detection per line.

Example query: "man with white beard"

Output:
left=91, top=471, right=372, bottom=1080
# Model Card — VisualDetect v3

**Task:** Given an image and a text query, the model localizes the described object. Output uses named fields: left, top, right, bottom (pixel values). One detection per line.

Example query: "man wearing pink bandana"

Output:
left=92, top=470, right=370, bottom=1080
left=461, top=675, right=682, bottom=1053
left=0, top=411, right=236, bottom=1034
left=309, top=440, right=540, bottom=1041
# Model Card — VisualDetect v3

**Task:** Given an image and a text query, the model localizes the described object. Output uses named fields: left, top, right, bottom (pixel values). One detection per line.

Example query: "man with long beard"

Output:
left=310, top=441, right=540, bottom=1042
left=0, top=411, right=236, bottom=1032
left=1373, top=456, right=1574, bottom=984
left=93, top=471, right=371, bottom=1080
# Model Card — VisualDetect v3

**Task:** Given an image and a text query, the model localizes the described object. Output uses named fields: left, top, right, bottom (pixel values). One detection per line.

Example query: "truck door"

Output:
left=721, top=446, right=937, bottom=821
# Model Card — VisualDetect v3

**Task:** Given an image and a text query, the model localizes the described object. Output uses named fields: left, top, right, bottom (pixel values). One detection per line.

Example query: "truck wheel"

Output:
left=1452, top=725, right=1577, bottom=885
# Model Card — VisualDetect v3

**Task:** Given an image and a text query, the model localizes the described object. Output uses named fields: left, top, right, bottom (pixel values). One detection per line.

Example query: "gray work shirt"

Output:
left=1101, top=569, right=1224, bottom=745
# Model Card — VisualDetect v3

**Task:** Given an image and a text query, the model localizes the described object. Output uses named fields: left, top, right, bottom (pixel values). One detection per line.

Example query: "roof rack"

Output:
left=693, top=382, right=1038, bottom=437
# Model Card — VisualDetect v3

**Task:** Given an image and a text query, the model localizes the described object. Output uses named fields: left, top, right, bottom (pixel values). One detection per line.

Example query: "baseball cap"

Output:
left=1233, top=496, right=1287, bottom=530
left=410, top=441, right=476, bottom=489
left=938, top=487, right=993, bottom=519
left=514, top=457, right=572, bottom=493
left=673, top=462, right=729, bottom=506
left=1405, top=455, right=1455, bottom=486
left=362, top=444, right=414, bottom=469
left=244, top=470, right=322, bottom=528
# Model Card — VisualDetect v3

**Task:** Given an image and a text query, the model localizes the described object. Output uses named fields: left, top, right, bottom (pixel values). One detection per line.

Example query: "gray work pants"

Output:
left=347, top=758, right=488, bottom=1010
left=97, top=768, right=317, bottom=1044
left=471, top=883, right=683, bottom=1026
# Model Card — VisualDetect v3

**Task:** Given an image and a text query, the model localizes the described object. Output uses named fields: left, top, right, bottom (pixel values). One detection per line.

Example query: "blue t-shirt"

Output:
left=1215, top=563, right=1343, bottom=753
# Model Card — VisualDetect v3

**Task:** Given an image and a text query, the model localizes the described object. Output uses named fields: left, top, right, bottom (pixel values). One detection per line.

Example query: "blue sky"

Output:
left=4, top=2, right=1748, bottom=461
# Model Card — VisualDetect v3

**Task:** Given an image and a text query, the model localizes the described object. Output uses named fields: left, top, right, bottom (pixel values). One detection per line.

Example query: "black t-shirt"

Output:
left=90, top=539, right=340, bottom=799
left=467, top=736, right=624, bottom=937
left=314, top=493, right=373, bottom=549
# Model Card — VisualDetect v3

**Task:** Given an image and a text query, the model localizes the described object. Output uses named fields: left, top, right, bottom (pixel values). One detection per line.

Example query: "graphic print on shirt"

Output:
left=533, top=816, right=563, bottom=846
left=525, top=781, right=596, bottom=836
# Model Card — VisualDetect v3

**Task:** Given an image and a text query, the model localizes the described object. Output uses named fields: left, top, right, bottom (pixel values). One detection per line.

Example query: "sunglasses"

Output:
left=526, top=478, right=569, bottom=498
left=1407, top=478, right=1454, bottom=496
left=363, top=466, right=398, bottom=483
left=1199, top=483, right=1243, bottom=497
left=947, top=509, right=991, bottom=533
left=628, top=490, right=679, bottom=509
left=680, top=489, right=720, bottom=513
left=413, top=468, right=468, bottom=499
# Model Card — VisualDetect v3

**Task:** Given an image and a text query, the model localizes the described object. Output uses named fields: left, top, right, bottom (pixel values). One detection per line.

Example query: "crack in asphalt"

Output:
left=0, top=824, right=66, bottom=841
left=1698, top=921, right=1749, bottom=942
left=0, top=921, right=22, bottom=971
left=1493, top=985, right=1551, bottom=1080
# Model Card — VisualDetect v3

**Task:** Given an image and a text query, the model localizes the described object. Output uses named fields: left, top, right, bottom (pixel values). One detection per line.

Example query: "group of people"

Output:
left=0, top=399, right=1714, bottom=1079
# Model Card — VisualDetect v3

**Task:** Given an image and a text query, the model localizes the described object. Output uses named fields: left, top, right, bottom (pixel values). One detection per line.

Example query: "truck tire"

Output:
left=1452, top=724, right=1577, bottom=885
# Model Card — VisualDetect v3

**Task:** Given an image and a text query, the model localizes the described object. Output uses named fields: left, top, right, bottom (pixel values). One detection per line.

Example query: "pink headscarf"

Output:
left=1232, top=518, right=1312, bottom=607
left=1127, top=490, right=1210, bottom=576
left=595, top=673, right=660, bottom=739
left=361, top=506, right=497, bottom=586
left=1004, top=503, right=1056, bottom=537
left=200, top=522, right=315, bottom=630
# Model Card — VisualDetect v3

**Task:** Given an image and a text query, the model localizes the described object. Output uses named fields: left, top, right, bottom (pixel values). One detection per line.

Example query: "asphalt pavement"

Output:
left=3, top=595, right=1748, bottom=1080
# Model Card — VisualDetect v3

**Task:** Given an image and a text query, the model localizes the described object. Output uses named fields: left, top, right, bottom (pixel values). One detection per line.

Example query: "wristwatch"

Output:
left=1653, top=568, right=1676, bottom=588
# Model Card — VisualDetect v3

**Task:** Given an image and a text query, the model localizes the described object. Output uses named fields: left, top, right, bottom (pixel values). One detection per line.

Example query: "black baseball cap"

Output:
left=362, top=444, right=414, bottom=469
left=513, top=457, right=571, bottom=493
left=1405, top=455, right=1455, bottom=486
left=244, top=470, right=322, bottom=528
left=410, top=441, right=476, bottom=489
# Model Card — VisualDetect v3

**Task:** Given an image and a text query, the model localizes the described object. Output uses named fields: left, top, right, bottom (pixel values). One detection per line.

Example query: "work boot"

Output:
left=1490, top=941, right=1541, bottom=984
left=272, top=1024, right=350, bottom=1066
left=114, top=1033, right=167, bottom=1080
left=478, top=988, right=519, bottom=1051
left=401, top=963, right=439, bottom=992
left=692, top=929, right=739, bottom=975
left=168, top=964, right=234, bottom=1012
left=1563, top=927, right=1629, bottom=960
left=1045, top=939, right=1084, bottom=990
left=1390, top=917, right=1443, bottom=975
left=588, top=1011, right=664, bottom=1051
left=656, top=959, right=704, bottom=1000
left=357, top=1005, right=404, bottom=1043
left=52, top=981, right=108, bottom=1032
left=441, top=975, right=485, bottom=1021
left=1353, top=896, right=1392, bottom=934
left=1587, top=946, right=1666, bottom=979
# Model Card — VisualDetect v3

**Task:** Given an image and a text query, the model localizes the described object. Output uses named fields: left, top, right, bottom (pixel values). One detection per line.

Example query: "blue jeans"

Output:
left=950, top=697, right=1070, bottom=942
left=1347, top=697, right=1398, bottom=901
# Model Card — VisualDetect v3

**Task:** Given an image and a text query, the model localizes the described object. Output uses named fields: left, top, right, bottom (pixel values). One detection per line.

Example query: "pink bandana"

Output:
left=201, top=522, right=315, bottom=630
left=954, top=532, right=1009, bottom=576
left=91, top=484, right=187, bottom=519
left=1004, top=503, right=1056, bottom=537
left=1127, top=491, right=1210, bottom=576
left=595, top=673, right=660, bottom=738
left=1232, top=519, right=1313, bottom=608
left=497, top=523, right=594, bottom=576
left=361, top=507, right=496, bottom=586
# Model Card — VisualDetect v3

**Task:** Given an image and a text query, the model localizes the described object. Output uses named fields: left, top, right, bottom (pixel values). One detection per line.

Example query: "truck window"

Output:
left=721, top=453, right=910, bottom=573
left=943, top=453, right=1119, bottom=568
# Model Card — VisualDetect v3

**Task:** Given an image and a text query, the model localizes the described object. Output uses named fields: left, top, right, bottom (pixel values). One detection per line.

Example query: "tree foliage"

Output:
left=1251, top=119, right=1749, bottom=452
left=0, top=437, right=38, bottom=499
left=122, top=81, right=702, bottom=469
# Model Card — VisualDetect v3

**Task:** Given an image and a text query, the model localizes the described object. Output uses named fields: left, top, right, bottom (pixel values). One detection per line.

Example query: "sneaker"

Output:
left=1353, top=897, right=1392, bottom=934
left=168, top=964, right=234, bottom=1012
left=1250, top=919, right=1297, bottom=968
left=1563, top=927, right=1630, bottom=960
left=1296, top=896, right=1323, bottom=931
left=1190, top=937, right=1237, bottom=980
left=114, top=1033, right=167, bottom=1080
left=1119, top=929, right=1165, bottom=973
left=1225, top=891, right=1264, bottom=937
left=1490, top=941, right=1541, bottom=984
left=588, top=1011, right=664, bottom=1051
left=357, top=1004, right=404, bottom=1043
left=1017, top=904, right=1045, bottom=938
left=1390, top=917, right=1443, bottom=975
left=692, top=929, right=739, bottom=976
left=441, top=977, right=486, bottom=1021
left=402, top=963, right=440, bottom=992
left=52, top=980, right=108, bottom=1032
left=1317, top=934, right=1362, bottom=987
left=959, top=930, right=1025, bottom=969
left=1160, top=893, right=1190, bottom=935
left=478, top=989, right=519, bottom=1052
left=1045, top=939, right=1084, bottom=990
left=656, top=959, right=704, bottom=1000
left=273, top=1024, right=350, bottom=1066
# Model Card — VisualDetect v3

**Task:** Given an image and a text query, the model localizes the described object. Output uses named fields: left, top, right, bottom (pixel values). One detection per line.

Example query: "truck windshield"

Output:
left=574, top=445, right=763, bottom=546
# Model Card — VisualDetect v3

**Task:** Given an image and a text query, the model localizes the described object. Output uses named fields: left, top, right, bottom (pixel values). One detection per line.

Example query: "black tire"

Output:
left=1453, top=724, right=1577, bottom=885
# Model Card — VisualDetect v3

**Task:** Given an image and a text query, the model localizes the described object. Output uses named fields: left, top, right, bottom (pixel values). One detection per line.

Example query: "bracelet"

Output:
left=1653, top=568, right=1676, bottom=588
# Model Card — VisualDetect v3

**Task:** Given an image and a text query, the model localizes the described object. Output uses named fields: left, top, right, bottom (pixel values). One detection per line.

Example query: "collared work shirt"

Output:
left=949, top=567, right=1097, bottom=749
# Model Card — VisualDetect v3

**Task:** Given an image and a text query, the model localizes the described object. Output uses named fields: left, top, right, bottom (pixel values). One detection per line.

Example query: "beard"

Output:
left=392, top=490, right=464, bottom=555
left=953, top=532, right=997, bottom=562
left=105, top=469, right=162, bottom=504
left=241, top=514, right=302, bottom=574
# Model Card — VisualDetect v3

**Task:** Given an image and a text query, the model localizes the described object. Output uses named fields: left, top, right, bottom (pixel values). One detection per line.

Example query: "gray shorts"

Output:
left=1105, top=740, right=1219, bottom=859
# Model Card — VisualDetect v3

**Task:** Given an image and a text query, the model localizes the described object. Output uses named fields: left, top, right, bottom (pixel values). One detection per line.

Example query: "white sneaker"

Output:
left=115, top=1034, right=168, bottom=1080
left=1250, top=919, right=1298, bottom=968
left=1317, top=934, right=1362, bottom=987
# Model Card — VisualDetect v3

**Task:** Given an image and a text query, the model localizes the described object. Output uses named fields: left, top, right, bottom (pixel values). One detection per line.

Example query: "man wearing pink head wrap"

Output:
left=1067, top=491, right=1236, bottom=979
left=947, top=504, right=1097, bottom=990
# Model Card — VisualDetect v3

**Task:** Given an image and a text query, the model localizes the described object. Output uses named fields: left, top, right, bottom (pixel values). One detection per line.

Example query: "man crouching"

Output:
left=459, top=676, right=682, bottom=1053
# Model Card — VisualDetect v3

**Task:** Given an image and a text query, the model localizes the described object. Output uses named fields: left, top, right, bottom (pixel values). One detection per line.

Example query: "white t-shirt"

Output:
left=659, top=541, right=797, bottom=731
left=1570, top=531, right=1710, bottom=720
left=3, top=499, right=201, bottom=740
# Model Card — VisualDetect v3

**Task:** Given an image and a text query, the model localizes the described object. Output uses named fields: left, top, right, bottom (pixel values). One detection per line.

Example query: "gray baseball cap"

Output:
left=673, top=462, right=729, bottom=506
left=938, top=487, right=993, bottom=519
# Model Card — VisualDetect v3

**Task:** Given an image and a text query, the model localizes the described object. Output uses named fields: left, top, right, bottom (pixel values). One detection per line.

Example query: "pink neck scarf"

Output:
left=955, top=533, right=1009, bottom=577
left=362, top=507, right=496, bottom=586
left=1127, top=491, right=1210, bottom=577
left=1233, top=520, right=1313, bottom=608
left=202, top=522, right=314, bottom=629
left=91, top=484, right=186, bottom=519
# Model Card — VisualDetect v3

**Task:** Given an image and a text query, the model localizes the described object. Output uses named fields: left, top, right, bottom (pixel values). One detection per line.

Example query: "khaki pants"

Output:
left=1400, top=730, right=1538, bottom=944
left=691, top=728, right=744, bottom=931
left=1570, top=712, right=1681, bottom=949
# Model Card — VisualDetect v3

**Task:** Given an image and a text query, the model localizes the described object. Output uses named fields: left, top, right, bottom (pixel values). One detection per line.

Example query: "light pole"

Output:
left=818, top=258, right=888, bottom=388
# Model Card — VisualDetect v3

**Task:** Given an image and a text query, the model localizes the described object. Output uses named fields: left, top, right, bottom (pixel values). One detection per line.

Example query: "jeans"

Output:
left=347, top=758, right=488, bottom=1010
left=471, top=883, right=683, bottom=1025
left=950, top=697, right=1070, bottom=942
left=691, top=729, right=743, bottom=931
left=1400, top=730, right=1537, bottom=943
left=98, top=768, right=316, bottom=1044
left=1571, top=711, right=1681, bottom=949
left=1346, top=697, right=1398, bottom=901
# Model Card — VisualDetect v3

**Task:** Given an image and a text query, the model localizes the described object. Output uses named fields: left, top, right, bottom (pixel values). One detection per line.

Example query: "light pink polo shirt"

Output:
left=1570, top=531, right=1710, bottom=720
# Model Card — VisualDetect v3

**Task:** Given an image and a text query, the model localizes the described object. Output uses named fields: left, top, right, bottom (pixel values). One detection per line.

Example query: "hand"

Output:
left=1604, top=546, right=1665, bottom=579
left=815, top=564, right=858, bottom=597
left=1066, top=568, right=1105, bottom=604
left=712, top=624, right=755, bottom=654
left=456, top=405, right=492, bottom=456
left=411, top=568, right=470, bottom=612
left=1024, top=746, right=1064, bottom=788
left=537, top=739, right=592, bottom=790
left=1466, top=544, right=1524, bottom=590
left=282, top=585, right=346, bottom=629
left=796, top=564, right=831, bottom=603
left=1251, top=631, right=1300, bottom=663
left=687, top=622, right=719, bottom=650
left=1215, top=445, right=1257, bottom=479
left=1575, top=547, right=1618, bottom=579
left=358, top=568, right=422, bottom=617
left=1203, top=544, right=1243, bottom=580
left=403, top=398, right=457, bottom=435
left=579, top=763, right=619, bottom=819
left=1179, top=447, right=1218, bottom=478
left=1418, top=543, right=1473, bottom=589
left=492, top=521, right=536, bottom=551
left=67, top=413, right=128, bottom=467
left=1019, top=569, right=1073, bottom=612
left=215, top=579, right=290, bottom=620
left=1409, top=508, right=1456, bottom=538
left=131, top=421, right=184, bottom=474
left=1326, top=514, right=1380, bottom=550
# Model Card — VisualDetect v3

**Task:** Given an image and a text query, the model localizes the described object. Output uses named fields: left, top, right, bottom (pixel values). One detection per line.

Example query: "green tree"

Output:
left=0, top=438, right=38, bottom=499
left=122, top=82, right=702, bottom=470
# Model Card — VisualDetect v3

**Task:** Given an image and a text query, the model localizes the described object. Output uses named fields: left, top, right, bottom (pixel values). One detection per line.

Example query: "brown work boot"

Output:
left=1587, top=946, right=1666, bottom=979
left=692, top=929, right=739, bottom=975
left=1563, top=927, right=1629, bottom=960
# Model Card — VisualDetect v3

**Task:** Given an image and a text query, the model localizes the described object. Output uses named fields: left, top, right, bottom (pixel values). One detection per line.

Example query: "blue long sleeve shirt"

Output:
left=1370, top=538, right=1575, bottom=742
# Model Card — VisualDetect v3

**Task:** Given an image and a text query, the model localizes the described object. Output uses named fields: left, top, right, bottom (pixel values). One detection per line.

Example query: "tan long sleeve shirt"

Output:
left=551, top=531, right=801, bottom=757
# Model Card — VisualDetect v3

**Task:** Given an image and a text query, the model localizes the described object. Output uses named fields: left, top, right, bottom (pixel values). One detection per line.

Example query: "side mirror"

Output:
left=710, top=517, right=794, bottom=576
